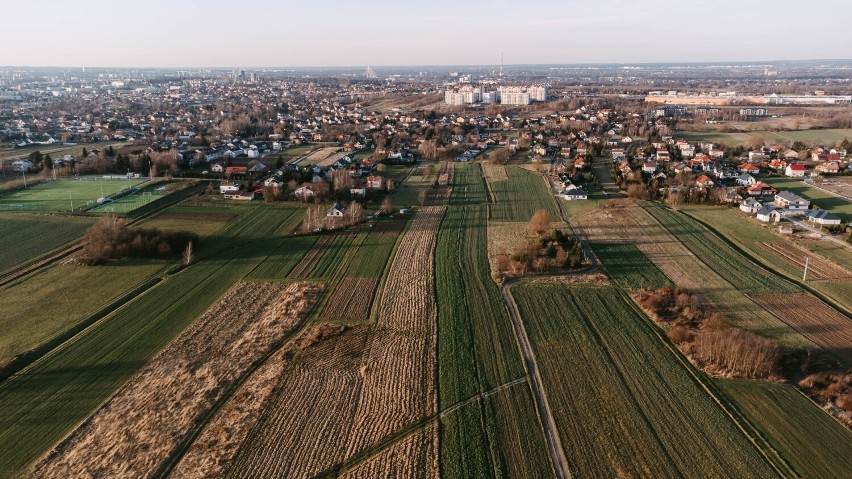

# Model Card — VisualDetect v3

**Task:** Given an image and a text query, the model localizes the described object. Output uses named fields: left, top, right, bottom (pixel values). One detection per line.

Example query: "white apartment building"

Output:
left=498, top=87, right=530, bottom=105
left=444, top=91, right=465, bottom=106
left=528, top=86, right=547, bottom=102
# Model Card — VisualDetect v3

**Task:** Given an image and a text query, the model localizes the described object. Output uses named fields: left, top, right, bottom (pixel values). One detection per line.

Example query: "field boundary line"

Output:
left=502, top=279, right=572, bottom=479
left=621, top=292, right=800, bottom=479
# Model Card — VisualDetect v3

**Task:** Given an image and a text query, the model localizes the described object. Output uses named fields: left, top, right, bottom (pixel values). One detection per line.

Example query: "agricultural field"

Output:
left=681, top=205, right=852, bottom=312
left=0, top=177, right=147, bottom=212
left=32, top=281, right=324, bottom=478
left=390, top=162, right=437, bottom=209
left=641, top=201, right=798, bottom=294
left=487, top=166, right=561, bottom=222
left=675, top=128, right=852, bottom=148
left=718, top=379, right=852, bottom=479
left=450, top=162, right=490, bottom=205
left=296, top=147, right=346, bottom=166
left=436, top=203, right=552, bottom=478
left=589, top=242, right=673, bottom=289
left=513, top=283, right=780, bottom=479
left=0, top=213, right=92, bottom=273
left=572, top=200, right=813, bottom=348
left=0, top=203, right=313, bottom=476
left=764, top=177, right=852, bottom=222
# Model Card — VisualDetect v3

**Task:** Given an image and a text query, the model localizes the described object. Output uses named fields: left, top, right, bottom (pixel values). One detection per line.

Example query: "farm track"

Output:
left=502, top=280, right=572, bottom=479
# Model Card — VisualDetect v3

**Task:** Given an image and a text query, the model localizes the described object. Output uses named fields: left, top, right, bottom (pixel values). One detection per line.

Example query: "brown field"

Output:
left=224, top=206, right=445, bottom=478
left=573, top=201, right=814, bottom=348
left=750, top=294, right=852, bottom=363
left=339, top=425, right=438, bottom=479
left=300, top=147, right=347, bottom=167
left=437, top=160, right=455, bottom=186
left=32, top=281, right=324, bottom=479
left=759, top=242, right=852, bottom=280
left=482, top=161, right=508, bottom=181
left=322, top=277, right=379, bottom=322
left=288, top=234, right=336, bottom=277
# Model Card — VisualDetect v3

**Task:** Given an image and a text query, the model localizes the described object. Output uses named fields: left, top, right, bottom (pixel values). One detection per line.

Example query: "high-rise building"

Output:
left=529, top=86, right=547, bottom=102
left=444, top=91, right=465, bottom=106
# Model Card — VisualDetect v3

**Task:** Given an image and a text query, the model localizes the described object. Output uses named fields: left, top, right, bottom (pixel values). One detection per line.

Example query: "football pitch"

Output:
left=0, top=178, right=147, bottom=212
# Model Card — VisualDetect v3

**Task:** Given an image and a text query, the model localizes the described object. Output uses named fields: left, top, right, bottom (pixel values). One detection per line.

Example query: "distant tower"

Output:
left=364, top=66, right=377, bottom=78
left=500, top=52, right=504, bottom=77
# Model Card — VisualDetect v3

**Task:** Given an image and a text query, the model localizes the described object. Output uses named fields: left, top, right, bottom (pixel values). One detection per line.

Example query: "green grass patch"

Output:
left=0, top=178, right=147, bottom=212
left=590, top=242, right=673, bottom=289
left=0, top=214, right=93, bottom=273
left=450, top=162, right=490, bottom=206
left=717, top=379, right=852, bottom=479
left=514, top=283, right=779, bottom=479
left=488, top=167, right=560, bottom=222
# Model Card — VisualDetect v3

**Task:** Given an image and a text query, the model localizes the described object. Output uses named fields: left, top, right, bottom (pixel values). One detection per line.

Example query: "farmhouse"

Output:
left=740, top=198, right=762, bottom=214
left=774, top=191, right=810, bottom=210
left=220, top=181, right=241, bottom=194
left=804, top=209, right=843, bottom=226
left=756, top=206, right=782, bottom=223
left=785, top=164, right=806, bottom=177
left=327, top=202, right=347, bottom=217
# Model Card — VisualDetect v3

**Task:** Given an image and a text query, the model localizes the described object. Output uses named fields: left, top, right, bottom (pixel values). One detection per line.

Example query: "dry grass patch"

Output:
left=32, top=281, right=324, bottom=479
left=322, top=277, right=379, bottom=322
left=339, top=424, right=439, bottom=479
left=481, top=162, right=508, bottom=181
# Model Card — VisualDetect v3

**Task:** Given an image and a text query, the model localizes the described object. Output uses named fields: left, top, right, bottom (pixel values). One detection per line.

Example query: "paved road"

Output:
left=501, top=279, right=573, bottom=479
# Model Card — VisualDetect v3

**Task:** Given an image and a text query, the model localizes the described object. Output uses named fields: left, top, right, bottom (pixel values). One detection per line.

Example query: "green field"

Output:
left=488, top=167, right=561, bottom=222
left=0, top=203, right=311, bottom=476
left=718, top=379, right=852, bottom=479
left=764, top=177, right=852, bottom=223
left=436, top=203, right=552, bottom=478
left=450, top=162, right=490, bottom=205
left=513, top=283, right=779, bottom=478
left=590, top=242, right=673, bottom=289
left=89, top=182, right=168, bottom=214
left=0, top=178, right=147, bottom=212
left=642, top=202, right=798, bottom=294
left=676, top=129, right=852, bottom=148
left=0, top=214, right=93, bottom=273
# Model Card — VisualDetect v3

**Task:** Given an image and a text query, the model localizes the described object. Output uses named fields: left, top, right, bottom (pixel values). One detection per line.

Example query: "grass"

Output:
left=590, top=242, right=673, bottom=289
left=642, top=201, right=799, bottom=294
left=764, top=177, right=852, bottom=222
left=718, top=379, right=852, bottom=479
left=675, top=128, right=852, bottom=147
left=0, top=178, right=147, bottom=212
left=488, top=167, right=561, bottom=222
left=89, top=182, right=168, bottom=214
left=344, top=220, right=407, bottom=278
left=450, top=162, right=490, bottom=206
left=513, top=283, right=778, bottom=479
left=0, top=214, right=93, bottom=273
left=0, top=203, right=312, bottom=476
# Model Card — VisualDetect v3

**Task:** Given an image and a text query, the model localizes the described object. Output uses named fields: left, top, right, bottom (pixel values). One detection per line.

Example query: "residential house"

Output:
left=694, top=174, right=714, bottom=189
left=738, top=163, right=760, bottom=174
left=737, top=173, right=757, bottom=186
left=740, top=198, right=762, bottom=214
left=785, top=164, right=806, bottom=177
left=366, top=175, right=383, bottom=190
left=223, top=190, right=255, bottom=201
left=219, top=181, right=241, bottom=194
left=327, top=202, right=347, bottom=217
left=804, top=209, right=842, bottom=226
left=294, top=185, right=315, bottom=200
left=815, top=162, right=840, bottom=175
left=747, top=182, right=778, bottom=197
left=756, top=206, right=782, bottom=223
left=11, top=159, right=32, bottom=172
left=263, top=177, right=283, bottom=188
left=563, top=188, right=588, bottom=201
left=774, top=191, right=810, bottom=210
left=226, top=166, right=248, bottom=175
left=643, top=161, right=657, bottom=174
left=210, top=162, right=225, bottom=173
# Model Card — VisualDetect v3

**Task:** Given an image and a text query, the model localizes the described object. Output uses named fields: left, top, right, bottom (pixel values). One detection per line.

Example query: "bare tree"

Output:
left=183, top=241, right=194, bottom=266
left=420, top=140, right=438, bottom=161
left=528, top=209, right=551, bottom=237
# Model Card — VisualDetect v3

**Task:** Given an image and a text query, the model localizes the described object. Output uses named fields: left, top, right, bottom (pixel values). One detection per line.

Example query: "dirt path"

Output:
left=591, top=157, right=620, bottom=195
left=501, top=279, right=572, bottom=479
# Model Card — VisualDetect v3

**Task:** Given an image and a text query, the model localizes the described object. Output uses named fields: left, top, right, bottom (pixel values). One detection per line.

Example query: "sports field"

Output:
left=0, top=178, right=147, bottom=212
left=89, top=183, right=168, bottom=214
left=675, top=128, right=852, bottom=147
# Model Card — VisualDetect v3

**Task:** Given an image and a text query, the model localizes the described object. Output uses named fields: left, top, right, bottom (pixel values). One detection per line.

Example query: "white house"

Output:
left=774, top=191, right=810, bottom=210
left=563, top=188, right=588, bottom=201
left=210, top=162, right=225, bottom=173
left=756, top=205, right=782, bottom=223
left=219, top=181, right=241, bottom=194
left=736, top=173, right=756, bottom=186
left=327, top=202, right=347, bottom=217
left=740, top=198, right=762, bottom=214
left=223, top=190, right=255, bottom=201
left=643, top=161, right=657, bottom=174
left=804, top=209, right=842, bottom=226
left=264, top=177, right=283, bottom=188
left=785, top=164, right=806, bottom=177
left=294, top=186, right=315, bottom=200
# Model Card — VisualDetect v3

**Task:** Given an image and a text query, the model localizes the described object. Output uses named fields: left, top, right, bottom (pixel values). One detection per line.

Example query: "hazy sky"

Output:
left=1, top=0, right=850, bottom=67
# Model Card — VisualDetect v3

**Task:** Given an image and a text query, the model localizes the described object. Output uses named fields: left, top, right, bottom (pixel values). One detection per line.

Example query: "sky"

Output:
left=0, top=0, right=850, bottom=67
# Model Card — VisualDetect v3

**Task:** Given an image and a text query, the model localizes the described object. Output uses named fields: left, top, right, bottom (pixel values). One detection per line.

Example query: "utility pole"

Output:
left=500, top=51, right=504, bottom=77
left=802, top=257, right=809, bottom=282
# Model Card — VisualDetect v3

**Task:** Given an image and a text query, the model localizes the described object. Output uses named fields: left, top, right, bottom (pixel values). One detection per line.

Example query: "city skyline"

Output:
left=1, top=0, right=850, bottom=68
